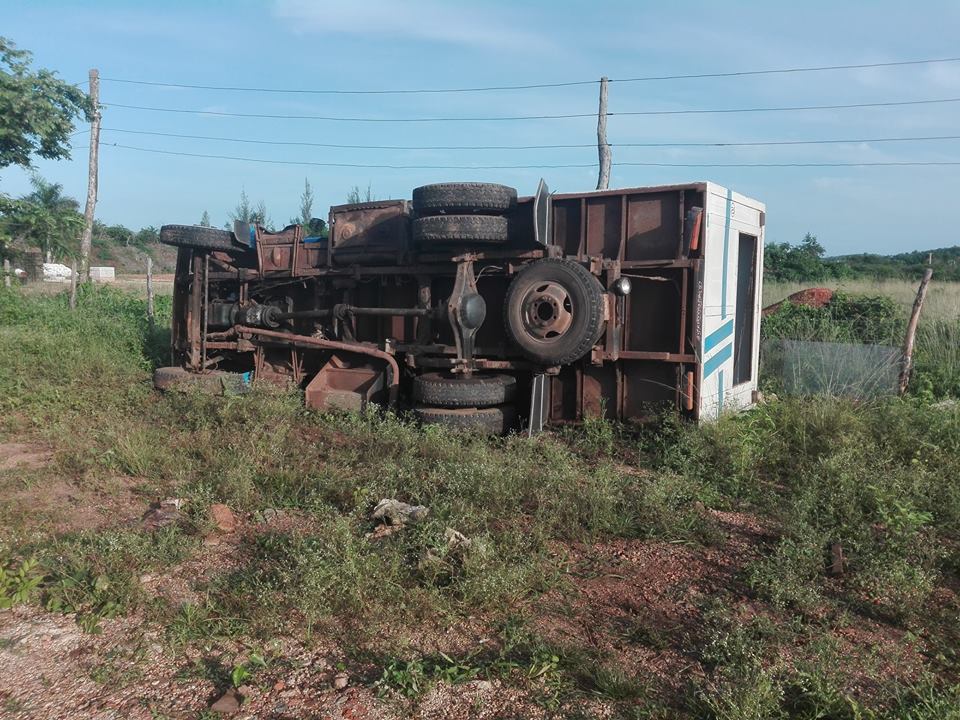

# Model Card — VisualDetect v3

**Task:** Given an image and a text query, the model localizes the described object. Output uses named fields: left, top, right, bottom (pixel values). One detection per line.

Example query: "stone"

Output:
left=333, top=672, right=349, bottom=690
left=142, top=498, right=184, bottom=531
left=211, top=504, right=237, bottom=533
left=444, top=527, right=471, bottom=552
left=262, top=508, right=285, bottom=523
left=210, top=688, right=241, bottom=714
left=371, top=498, right=428, bottom=526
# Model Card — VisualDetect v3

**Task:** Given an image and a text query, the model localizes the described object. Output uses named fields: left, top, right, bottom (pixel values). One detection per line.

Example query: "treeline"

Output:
left=764, top=233, right=960, bottom=282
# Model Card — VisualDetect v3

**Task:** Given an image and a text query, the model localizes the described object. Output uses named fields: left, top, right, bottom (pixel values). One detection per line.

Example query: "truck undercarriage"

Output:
left=158, top=180, right=765, bottom=433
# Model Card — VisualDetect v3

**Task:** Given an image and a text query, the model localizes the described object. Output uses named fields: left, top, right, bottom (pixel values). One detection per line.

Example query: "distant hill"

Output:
left=827, top=246, right=960, bottom=281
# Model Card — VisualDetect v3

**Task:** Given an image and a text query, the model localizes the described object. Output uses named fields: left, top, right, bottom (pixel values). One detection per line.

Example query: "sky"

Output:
left=2, top=0, right=959, bottom=255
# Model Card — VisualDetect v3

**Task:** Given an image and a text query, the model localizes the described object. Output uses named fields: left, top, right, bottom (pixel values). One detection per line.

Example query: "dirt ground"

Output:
left=0, top=439, right=938, bottom=719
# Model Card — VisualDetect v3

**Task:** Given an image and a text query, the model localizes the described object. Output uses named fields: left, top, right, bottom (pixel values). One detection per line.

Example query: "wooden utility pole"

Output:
left=596, top=76, right=611, bottom=190
left=898, top=267, right=933, bottom=396
left=79, top=68, right=101, bottom=281
left=146, top=256, right=155, bottom=329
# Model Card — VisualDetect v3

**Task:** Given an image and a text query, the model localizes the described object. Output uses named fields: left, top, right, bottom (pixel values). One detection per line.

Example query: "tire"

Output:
left=412, top=404, right=516, bottom=434
left=160, top=225, right=239, bottom=252
left=412, top=183, right=517, bottom=215
left=412, top=372, right=516, bottom=408
left=503, top=258, right=606, bottom=366
left=412, top=215, right=508, bottom=246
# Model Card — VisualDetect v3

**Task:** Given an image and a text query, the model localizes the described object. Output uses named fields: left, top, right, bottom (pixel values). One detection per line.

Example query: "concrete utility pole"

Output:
left=596, top=76, right=611, bottom=190
left=79, top=68, right=101, bottom=281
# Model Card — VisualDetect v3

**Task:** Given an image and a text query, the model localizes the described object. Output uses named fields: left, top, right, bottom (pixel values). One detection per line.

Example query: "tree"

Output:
left=346, top=183, right=376, bottom=204
left=0, top=36, right=92, bottom=170
left=764, top=233, right=830, bottom=282
left=300, top=178, right=314, bottom=226
left=7, top=175, right=84, bottom=261
left=200, top=210, right=211, bottom=227
left=228, top=190, right=271, bottom=229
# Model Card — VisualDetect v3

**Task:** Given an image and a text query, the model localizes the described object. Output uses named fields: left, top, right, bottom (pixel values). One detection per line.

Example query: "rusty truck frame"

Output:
left=157, top=180, right=765, bottom=433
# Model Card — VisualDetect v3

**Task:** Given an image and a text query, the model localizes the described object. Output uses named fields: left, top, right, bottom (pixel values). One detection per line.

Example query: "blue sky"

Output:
left=2, top=0, right=959, bottom=254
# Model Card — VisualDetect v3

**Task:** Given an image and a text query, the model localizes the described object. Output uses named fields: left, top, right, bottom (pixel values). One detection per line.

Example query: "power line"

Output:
left=100, top=142, right=960, bottom=169
left=103, top=96, right=960, bottom=122
left=98, top=127, right=960, bottom=151
left=99, top=56, right=960, bottom=95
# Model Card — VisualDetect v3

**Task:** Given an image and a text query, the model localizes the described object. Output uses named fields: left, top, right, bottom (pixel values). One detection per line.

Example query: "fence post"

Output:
left=898, top=267, right=933, bottom=396
left=146, top=256, right=155, bottom=330
left=69, top=259, right=78, bottom=310
left=2, top=258, right=10, bottom=288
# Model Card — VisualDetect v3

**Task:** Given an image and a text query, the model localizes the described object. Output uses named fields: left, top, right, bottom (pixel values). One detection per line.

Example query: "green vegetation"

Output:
left=1, top=284, right=959, bottom=716
left=765, top=234, right=960, bottom=282
left=0, top=36, right=91, bottom=170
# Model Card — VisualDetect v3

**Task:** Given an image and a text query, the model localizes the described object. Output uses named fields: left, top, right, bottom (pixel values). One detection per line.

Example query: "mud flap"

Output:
left=528, top=373, right=549, bottom=437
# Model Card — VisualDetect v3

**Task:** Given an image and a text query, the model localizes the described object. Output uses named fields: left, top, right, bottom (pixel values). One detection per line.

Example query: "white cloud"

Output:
left=273, top=0, right=553, bottom=52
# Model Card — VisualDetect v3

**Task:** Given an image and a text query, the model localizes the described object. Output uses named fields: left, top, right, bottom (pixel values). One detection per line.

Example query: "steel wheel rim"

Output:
left=520, top=282, right=573, bottom=341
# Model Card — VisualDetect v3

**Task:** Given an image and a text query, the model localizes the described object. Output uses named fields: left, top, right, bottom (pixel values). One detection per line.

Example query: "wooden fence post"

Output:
left=898, top=267, right=933, bottom=396
left=146, top=256, right=155, bottom=330
left=69, top=259, right=78, bottom=310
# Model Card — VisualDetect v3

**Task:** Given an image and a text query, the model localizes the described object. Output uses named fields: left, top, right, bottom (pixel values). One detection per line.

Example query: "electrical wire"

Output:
left=103, top=96, right=960, bottom=122
left=99, top=56, right=960, bottom=95
left=103, top=96, right=960, bottom=123
left=100, top=142, right=960, bottom=169
left=97, top=127, right=960, bottom=151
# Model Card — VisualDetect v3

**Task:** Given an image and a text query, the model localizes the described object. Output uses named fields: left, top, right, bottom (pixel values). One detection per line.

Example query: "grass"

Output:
left=1, top=283, right=960, bottom=717
left=763, top=278, right=960, bottom=322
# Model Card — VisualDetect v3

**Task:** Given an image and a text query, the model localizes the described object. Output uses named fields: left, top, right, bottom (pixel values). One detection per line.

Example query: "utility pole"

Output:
left=596, top=76, right=611, bottom=190
left=79, top=68, right=101, bottom=281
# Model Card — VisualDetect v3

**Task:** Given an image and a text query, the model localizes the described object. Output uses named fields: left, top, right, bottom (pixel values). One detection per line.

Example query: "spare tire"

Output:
left=413, top=183, right=517, bottom=215
left=412, top=404, right=516, bottom=434
left=160, top=225, right=239, bottom=252
left=503, top=258, right=606, bottom=366
left=412, top=215, right=508, bottom=246
left=413, top=372, right=516, bottom=408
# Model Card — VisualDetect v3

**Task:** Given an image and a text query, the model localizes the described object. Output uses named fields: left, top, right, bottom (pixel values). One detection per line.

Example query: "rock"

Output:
left=262, top=508, right=285, bottom=523
left=210, top=688, right=241, bottom=714
left=273, top=681, right=286, bottom=691
left=211, top=504, right=237, bottom=533
left=142, top=498, right=185, bottom=531
left=203, top=533, right=222, bottom=547
left=236, top=684, right=255, bottom=698
left=333, top=672, right=349, bottom=690
left=371, top=498, right=428, bottom=526
left=444, top=527, right=471, bottom=552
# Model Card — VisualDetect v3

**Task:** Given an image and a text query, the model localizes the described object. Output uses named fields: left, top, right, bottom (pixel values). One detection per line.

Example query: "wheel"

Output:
left=160, top=225, right=240, bottom=252
left=412, top=215, right=508, bottom=246
left=412, top=183, right=517, bottom=215
left=412, top=404, right=516, bottom=434
left=503, top=258, right=606, bottom=365
left=412, top=372, right=516, bottom=408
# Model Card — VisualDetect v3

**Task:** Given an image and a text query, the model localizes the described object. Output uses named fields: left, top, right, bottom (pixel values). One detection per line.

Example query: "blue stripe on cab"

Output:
left=704, top=319, right=734, bottom=353
left=703, top=342, right=732, bottom=379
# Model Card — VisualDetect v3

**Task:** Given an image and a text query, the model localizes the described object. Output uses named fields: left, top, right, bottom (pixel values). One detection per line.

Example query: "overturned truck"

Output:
left=156, top=181, right=765, bottom=434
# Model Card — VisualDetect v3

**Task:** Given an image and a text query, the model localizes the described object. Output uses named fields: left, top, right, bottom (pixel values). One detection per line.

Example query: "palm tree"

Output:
left=22, top=175, right=81, bottom=261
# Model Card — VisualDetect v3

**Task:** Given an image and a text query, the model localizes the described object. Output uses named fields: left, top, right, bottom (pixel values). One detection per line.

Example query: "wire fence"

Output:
left=762, top=339, right=903, bottom=400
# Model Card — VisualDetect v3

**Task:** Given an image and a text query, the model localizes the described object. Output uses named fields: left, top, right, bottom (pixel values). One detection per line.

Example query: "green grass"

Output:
left=1, top=283, right=960, bottom=717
